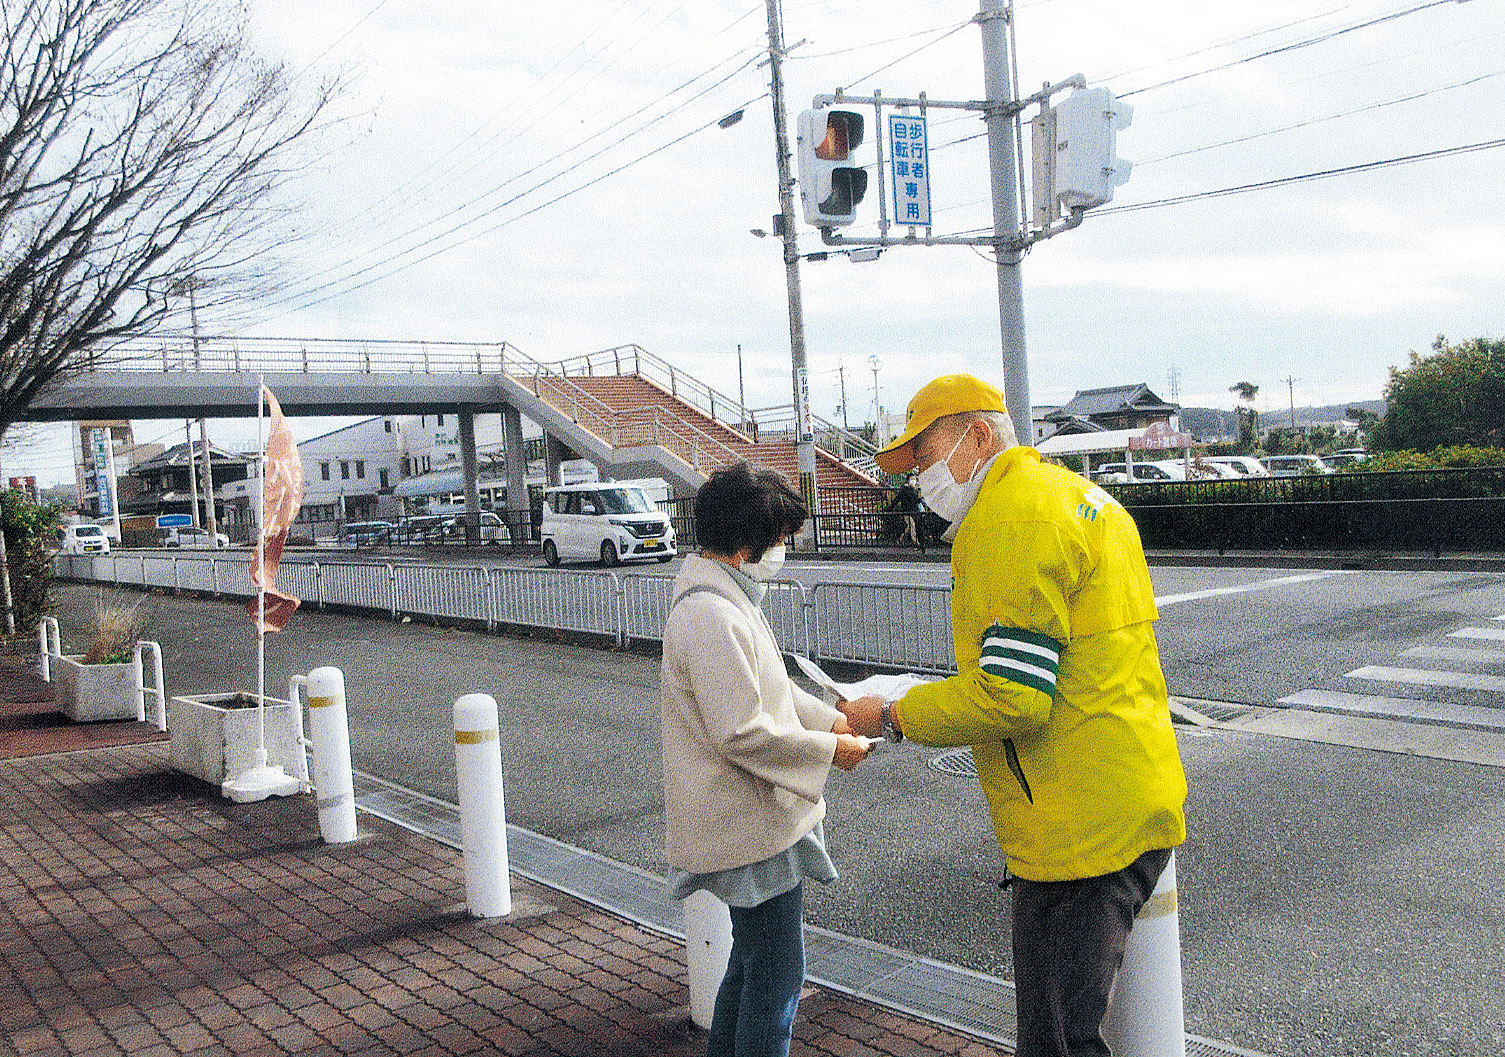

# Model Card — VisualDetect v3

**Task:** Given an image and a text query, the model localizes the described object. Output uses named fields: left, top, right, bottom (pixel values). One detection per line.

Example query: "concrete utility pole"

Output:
left=978, top=0, right=1032, bottom=445
left=188, top=286, right=218, bottom=539
left=764, top=0, right=820, bottom=528
left=185, top=421, right=200, bottom=530
left=1285, top=376, right=1299, bottom=430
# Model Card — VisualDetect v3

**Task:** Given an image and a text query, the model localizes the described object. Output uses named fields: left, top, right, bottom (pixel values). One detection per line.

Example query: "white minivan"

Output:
left=57, top=523, right=111, bottom=554
left=541, top=483, right=676, bottom=567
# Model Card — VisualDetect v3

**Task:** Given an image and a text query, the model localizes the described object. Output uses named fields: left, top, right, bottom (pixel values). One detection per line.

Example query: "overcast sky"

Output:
left=11, top=0, right=1504, bottom=486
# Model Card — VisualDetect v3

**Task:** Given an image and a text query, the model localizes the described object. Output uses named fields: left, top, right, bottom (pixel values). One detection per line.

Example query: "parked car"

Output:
left=57, top=523, right=110, bottom=555
left=337, top=521, right=394, bottom=547
left=394, top=514, right=448, bottom=543
left=436, top=511, right=510, bottom=545
left=541, top=483, right=675, bottom=566
left=1320, top=451, right=1368, bottom=471
left=1206, top=456, right=1271, bottom=478
left=1261, top=454, right=1333, bottom=477
left=161, top=525, right=229, bottom=548
left=1092, top=461, right=1183, bottom=484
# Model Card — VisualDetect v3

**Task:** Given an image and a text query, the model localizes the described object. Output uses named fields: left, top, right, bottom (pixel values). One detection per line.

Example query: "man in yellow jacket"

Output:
left=840, top=374, right=1187, bottom=1057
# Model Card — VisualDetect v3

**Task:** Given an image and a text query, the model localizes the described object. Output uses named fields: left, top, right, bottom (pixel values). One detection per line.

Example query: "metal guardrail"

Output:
left=89, top=335, right=517, bottom=375
left=53, top=554, right=961, bottom=675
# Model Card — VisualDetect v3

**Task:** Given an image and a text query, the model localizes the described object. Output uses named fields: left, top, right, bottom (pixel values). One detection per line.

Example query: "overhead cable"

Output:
left=1120, top=0, right=1470, bottom=97
left=1100, top=135, right=1505, bottom=214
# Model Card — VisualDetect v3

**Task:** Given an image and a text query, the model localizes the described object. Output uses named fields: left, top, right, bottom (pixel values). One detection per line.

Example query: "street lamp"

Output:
left=867, top=354, right=883, bottom=441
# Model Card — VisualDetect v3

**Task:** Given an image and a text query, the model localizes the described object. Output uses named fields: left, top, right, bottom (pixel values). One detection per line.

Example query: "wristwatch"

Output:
left=881, top=700, right=904, bottom=743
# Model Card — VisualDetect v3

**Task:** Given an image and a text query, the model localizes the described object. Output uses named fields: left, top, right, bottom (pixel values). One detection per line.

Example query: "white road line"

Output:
left=1449, top=626, right=1505, bottom=642
left=1154, top=571, right=1342, bottom=608
left=1278, top=689, right=1505, bottom=732
left=1344, top=665, right=1505, bottom=693
left=1402, top=645, right=1505, bottom=664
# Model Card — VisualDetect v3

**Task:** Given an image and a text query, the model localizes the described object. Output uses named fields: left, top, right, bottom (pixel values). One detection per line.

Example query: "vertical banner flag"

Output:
left=888, top=113, right=931, bottom=227
left=247, top=386, right=304, bottom=632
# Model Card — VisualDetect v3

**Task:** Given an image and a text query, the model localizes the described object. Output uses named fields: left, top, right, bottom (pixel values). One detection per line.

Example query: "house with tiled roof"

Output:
left=1042, top=383, right=1179, bottom=438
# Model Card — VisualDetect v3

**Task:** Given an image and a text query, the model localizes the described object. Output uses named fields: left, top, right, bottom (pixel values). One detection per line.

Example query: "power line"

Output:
left=253, top=52, right=765, bottom=317
left=1120, top=0, right=1469, bottom=98
left=1098, top=135, right=1505, bottom=215
left=1094, top=3, right=1359, bottom=83
left=794, top=20, right=973, bottom=59
left=1139, top=68, right=1505, bottom=165
left=252, top=93, right=771, bottom=325
left=845, top=19, right=974, bottom=91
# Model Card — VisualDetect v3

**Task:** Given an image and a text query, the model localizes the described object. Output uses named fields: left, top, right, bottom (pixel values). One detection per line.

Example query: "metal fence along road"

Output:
left=54, top=554, right=958, bottom=675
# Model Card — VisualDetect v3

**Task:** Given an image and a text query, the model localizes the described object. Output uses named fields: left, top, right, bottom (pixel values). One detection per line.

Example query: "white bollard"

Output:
left=1103, top=851, right=1186, bottom=1057
left=37, top=616, right=60, bottom=681
left=454, top=693, right=511, bottom=918
left=684, top=890, right=734, bottom=1030
left=304, top=667, right=358, bottom=845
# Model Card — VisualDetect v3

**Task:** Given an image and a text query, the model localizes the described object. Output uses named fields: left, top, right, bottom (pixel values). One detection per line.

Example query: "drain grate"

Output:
left=929, top=747, right=978, bottom=778
left=1185, top=700, right=1254, bottom=724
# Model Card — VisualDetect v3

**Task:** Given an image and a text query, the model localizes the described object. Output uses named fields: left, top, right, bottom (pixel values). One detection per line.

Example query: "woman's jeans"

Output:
left=706, top=883, right=805, bottom=1057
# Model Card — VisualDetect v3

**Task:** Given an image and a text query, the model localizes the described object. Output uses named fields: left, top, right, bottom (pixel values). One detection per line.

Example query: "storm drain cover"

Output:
left=929, top=747, right=978, bottom=778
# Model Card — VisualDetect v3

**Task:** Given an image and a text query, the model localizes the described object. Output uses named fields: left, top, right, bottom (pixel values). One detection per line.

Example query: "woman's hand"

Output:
left=832, top=733, right=872, bottom=771
left=837, top=695, right=885, bottom=739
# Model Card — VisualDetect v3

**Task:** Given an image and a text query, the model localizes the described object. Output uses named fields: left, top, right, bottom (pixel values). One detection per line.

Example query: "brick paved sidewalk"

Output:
left=0, top=655, right=167, bottom=760
left=0, top=744, right=1001, bottom=1057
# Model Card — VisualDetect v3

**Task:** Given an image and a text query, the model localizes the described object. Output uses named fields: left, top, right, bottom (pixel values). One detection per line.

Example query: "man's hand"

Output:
left=832, top=733, right=871, bottom=771
left=837, top=695, right=885, bottom=739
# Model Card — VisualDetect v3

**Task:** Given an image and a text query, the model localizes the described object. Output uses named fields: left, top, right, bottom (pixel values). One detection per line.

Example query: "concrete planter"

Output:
left=167, top=693, right=302, bottom=787
left=53, top=655, right=139, bottom=723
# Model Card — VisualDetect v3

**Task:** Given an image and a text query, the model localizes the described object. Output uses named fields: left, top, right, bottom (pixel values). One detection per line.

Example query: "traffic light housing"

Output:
left=1049, top=87, right=1133, bottom=211
left=796, top=108, right=868, bottom=227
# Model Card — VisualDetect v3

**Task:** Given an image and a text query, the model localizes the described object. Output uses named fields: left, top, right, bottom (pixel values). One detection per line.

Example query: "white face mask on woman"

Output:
left=915, top=429, right=986, bottom=526
left=741, top=543, right=786, bottom=582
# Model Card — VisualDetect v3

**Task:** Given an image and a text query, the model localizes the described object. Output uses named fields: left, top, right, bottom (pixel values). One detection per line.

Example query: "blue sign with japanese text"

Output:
left=888, top=114, right=931, bottom=227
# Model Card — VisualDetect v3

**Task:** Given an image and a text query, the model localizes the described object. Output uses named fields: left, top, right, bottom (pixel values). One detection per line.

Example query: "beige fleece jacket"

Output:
left=661, top=555, right=842, bottom=874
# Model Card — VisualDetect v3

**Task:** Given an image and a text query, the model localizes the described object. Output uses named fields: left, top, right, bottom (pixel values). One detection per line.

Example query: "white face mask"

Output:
left=742, top=543, right=786, bottom=582
left=916, top=429, right=986, bottom=528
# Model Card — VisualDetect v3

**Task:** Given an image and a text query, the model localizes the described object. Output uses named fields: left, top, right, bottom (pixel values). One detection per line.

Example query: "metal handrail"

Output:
left=81, top=335, right=520, bottom=375
left=515, top=350, right=749, bottom=477
left=535, top=344, right=879, bottom=477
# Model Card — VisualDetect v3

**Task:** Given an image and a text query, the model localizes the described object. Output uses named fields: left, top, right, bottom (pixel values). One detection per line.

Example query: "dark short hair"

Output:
left=694, top=462, right=806, bottom=560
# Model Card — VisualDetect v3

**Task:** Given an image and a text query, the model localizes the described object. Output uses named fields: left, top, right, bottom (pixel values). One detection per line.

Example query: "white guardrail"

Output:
left=53, top=554, right=958, bottom=675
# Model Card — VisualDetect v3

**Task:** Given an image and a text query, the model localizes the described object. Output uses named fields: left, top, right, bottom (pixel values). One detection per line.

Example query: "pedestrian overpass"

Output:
left=27, top=336, right=880, bottom=526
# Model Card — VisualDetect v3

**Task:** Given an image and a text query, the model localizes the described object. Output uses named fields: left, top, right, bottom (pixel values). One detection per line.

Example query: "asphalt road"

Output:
left=46, top=564, right=1505, bottom=1057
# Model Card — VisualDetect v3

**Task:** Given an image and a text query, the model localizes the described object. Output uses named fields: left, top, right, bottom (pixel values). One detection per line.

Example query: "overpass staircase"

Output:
left=499, top=343, right=882, bottom=503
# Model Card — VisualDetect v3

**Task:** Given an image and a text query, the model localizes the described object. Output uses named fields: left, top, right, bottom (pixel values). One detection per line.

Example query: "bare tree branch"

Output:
left=0, top=0, right=335, bottom=437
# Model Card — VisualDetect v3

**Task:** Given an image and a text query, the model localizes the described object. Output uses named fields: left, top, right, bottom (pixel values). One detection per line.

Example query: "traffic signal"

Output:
left=1048, top=87, right=1133, bottom=211
left=796, top=108, right=868, bottom=227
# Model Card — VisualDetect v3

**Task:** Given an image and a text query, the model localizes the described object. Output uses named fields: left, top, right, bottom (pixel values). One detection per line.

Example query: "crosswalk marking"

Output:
left=1448, top=626, right=1505, bottom=642
left=1154, top=571, right=1340, bottom=608
left=1278, top=689, right=1505, bottom=732
left=1402, top=645, right=1505, bottom=664
left=1344, top=665, right=1505, bottom=693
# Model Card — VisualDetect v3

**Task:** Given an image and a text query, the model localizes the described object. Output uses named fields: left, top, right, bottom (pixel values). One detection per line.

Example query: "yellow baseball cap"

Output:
left=874, top=373, right=1007, bottom=474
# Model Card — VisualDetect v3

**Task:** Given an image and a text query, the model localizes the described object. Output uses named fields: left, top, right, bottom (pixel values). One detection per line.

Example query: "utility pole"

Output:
left=836, top=363, right=849, bottom=430
left=764, top=0, right=820, bottom=532
left=1285, top=376, right=1298, bottom=430
left=188, top=285, right=218, bottom=540
left=978, top=0, right=1031, bottom=444
left=185, top=422, right=200, bottom=530
left=736, top=343, right=746, bottom=429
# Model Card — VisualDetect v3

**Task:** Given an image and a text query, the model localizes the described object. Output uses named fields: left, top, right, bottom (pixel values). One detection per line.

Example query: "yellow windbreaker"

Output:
left=897, top=446, right=1187, bottom=882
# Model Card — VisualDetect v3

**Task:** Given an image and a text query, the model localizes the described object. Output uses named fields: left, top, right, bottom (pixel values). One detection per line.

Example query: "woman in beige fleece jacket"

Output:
left=662, top=464, right=869, bottom=1057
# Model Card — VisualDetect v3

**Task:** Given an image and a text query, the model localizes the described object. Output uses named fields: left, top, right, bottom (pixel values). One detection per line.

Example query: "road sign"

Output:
left=888, top=114, right=931, bottom=227
left=157, top=514, right=192, bottom=528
